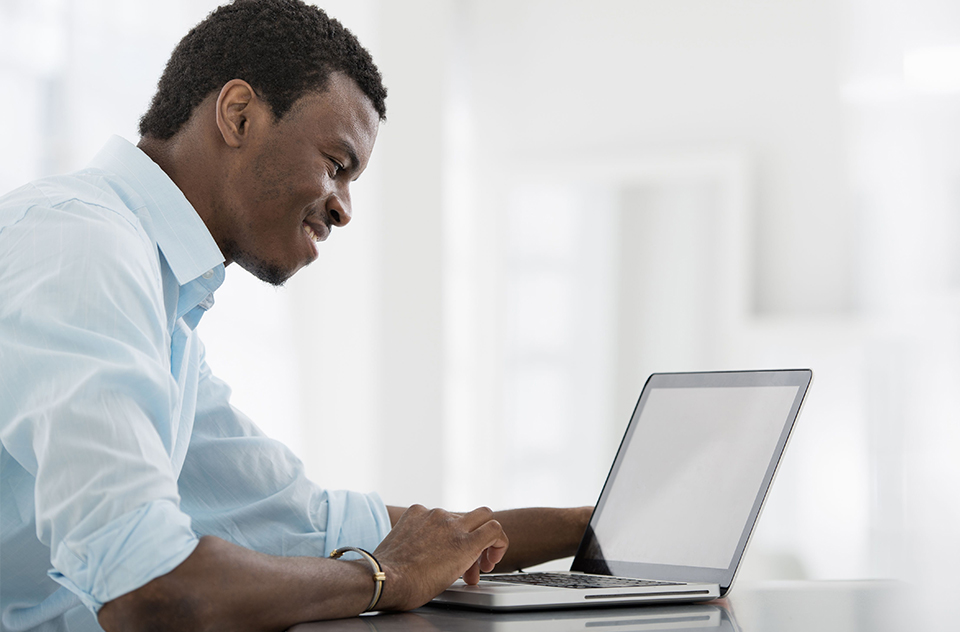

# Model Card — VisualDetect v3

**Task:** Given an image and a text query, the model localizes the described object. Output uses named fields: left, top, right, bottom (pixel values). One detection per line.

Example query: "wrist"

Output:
left=329, top=547, right=385, bottom=612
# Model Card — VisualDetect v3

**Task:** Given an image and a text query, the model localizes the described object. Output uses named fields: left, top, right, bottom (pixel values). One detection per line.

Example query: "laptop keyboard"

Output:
left=479, top=572, right=684, bottom=590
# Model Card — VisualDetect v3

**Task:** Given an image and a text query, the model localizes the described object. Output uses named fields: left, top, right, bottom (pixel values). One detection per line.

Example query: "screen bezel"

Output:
left=571, top=369, right=813, bottom=593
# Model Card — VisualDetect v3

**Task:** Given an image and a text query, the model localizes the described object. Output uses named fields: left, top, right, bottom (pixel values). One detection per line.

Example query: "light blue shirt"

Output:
left=0, top=136, right=391, bottom=632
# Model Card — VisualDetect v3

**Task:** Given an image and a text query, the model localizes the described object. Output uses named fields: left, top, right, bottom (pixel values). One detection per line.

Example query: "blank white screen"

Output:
left=591, top=385, right=798, bottom=570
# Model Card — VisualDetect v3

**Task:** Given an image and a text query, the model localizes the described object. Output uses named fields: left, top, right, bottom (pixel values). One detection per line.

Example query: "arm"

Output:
left=387, top=505, right=593, bottom=573
left=98, top=506, right=507, bottom=631
left=113, top=355, right=501, bottom=628
left=177, top=357, right=392, bottom=558
left=0, top=200, right=202, bottom=614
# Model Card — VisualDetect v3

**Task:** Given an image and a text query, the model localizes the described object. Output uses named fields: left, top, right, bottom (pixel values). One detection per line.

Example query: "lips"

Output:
left=302, top=216, right=329, bottom=243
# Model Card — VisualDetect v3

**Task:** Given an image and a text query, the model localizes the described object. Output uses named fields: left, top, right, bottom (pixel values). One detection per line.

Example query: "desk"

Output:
left=290, top=580, right=907, bottom=631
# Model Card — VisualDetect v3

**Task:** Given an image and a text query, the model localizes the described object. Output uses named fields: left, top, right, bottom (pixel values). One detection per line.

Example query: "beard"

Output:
left=224, top=240, right=294, bottom=287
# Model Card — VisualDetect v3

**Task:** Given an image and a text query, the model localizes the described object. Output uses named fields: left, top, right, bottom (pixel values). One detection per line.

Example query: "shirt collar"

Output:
left=87, top=136, right=225, bottom=289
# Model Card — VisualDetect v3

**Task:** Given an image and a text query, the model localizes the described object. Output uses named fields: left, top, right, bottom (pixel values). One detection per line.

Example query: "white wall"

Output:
left=443, top=0, right=865, bottom=580
left=461, top=0, right=853, bottom=316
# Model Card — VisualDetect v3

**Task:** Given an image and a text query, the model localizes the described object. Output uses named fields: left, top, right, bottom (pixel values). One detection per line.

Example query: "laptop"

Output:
left=432, top=369, right=812, bottom=611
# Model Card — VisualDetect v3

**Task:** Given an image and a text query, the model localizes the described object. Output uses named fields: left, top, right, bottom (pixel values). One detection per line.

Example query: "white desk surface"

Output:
left=290, top=580, right=911, bottom=632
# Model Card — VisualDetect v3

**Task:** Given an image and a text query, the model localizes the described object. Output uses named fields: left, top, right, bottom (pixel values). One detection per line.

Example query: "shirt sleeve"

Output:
left=178, top=352, right=391, bottom=558
left=0, top=198, right=199, bottom=613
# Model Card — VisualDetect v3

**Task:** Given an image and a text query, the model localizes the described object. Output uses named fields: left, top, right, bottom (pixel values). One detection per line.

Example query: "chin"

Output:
left=236, top=254, right=297, bottom=287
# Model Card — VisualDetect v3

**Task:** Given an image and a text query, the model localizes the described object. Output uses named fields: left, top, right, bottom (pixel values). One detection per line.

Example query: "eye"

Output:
left=330, top=158, right=344, bottom=177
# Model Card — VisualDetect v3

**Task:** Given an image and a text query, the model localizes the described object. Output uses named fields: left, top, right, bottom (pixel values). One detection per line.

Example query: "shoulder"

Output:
left=2, top=170, right=148, bottom=236
left=1, top=171, right=157, bottom=269
left=0, top=172, right=164, bottom=313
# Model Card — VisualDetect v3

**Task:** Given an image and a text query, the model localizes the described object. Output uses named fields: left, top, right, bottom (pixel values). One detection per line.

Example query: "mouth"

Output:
left=301, top=216, right=329, bottom=243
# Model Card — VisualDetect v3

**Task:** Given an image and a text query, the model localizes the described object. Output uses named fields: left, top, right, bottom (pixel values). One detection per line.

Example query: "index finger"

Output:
left=459, top=506, right=495, bottom=529
left=481, top=539, right=507, bottom=570
left=467, top=518, right=508, bottom=560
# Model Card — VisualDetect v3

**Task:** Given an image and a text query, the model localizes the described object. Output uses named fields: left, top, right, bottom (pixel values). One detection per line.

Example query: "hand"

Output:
left=372, top=505, right=508, bottom=610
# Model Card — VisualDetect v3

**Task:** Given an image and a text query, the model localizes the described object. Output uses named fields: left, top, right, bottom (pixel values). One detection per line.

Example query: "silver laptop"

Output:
left=433, top=369, right=812, bottom=610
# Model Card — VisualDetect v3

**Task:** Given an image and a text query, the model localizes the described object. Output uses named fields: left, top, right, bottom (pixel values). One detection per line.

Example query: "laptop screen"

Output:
left=572, top=370, right=811, bottom=591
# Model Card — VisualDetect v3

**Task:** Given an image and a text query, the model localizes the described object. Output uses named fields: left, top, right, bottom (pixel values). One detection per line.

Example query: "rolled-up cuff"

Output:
left=323, top=490, right=392, bottom=555
left=48, top=499, right=199, bottom=613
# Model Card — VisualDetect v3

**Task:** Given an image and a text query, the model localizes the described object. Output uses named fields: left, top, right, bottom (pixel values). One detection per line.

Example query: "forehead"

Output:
left=280, top=73, right=380, bottom=165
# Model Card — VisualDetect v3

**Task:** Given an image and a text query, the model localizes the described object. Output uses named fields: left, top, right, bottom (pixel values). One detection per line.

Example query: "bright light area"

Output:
left=904, top=45, right=960, bottom=93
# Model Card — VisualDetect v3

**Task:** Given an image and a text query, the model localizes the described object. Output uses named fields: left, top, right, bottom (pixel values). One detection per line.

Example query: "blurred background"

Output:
left=2, top=0, right=959, bottom=624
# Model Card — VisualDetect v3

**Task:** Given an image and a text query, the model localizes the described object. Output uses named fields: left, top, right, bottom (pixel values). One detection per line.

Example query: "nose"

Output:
left=327, top=189, right=352, bottom=228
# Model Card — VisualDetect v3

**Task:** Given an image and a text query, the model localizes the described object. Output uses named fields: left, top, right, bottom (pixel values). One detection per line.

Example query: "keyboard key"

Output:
left=479, top=572, right=683, bottom=590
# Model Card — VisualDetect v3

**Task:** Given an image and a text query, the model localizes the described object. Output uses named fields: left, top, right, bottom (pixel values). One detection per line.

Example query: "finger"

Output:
left=480, top=541, right=506, bottom=572
left=465, top=520, right=508, bottom=575
left=467, top=515, right=506, bottom=541
left=459, top=506, right=495, bottom=529
left=480, top=544, right=504, bottom=573
left=462, top=558, right=481, bottom=585
left=470, top=518, right=508, bottom=551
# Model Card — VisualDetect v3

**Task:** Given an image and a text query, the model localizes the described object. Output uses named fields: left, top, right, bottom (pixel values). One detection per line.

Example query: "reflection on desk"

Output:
left=293, top=603, right=732, bottom=632
left=289, top=580, right=905, bottom=632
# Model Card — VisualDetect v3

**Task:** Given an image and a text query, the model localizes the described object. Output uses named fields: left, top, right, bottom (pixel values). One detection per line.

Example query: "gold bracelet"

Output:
left=329, top=547, right=386, bottom=612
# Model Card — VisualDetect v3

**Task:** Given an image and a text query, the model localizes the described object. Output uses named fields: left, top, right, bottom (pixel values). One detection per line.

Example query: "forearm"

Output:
left=490, top=507, right=593, bottom=572
left=100, top=506, right=509, bottom=630
left=98, top=536, right=377, bottom=632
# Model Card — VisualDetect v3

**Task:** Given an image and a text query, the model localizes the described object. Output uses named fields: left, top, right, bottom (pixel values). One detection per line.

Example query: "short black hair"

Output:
left=139, top=0, right=386, bottom=140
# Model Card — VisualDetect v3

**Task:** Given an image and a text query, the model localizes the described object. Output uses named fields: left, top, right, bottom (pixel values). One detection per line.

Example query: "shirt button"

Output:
left=202, top=269, right=214, bottom=279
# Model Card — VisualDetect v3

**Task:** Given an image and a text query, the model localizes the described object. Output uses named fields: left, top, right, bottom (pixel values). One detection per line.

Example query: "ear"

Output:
left=215, top=79, right=269, bottom=148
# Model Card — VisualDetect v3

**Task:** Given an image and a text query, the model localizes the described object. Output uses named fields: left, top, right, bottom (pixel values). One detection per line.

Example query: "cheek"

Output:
left=248, top=171, right=286, bottom=208
left=242, top=152, right=324, bottom=230
left=249, top=147, right=299, bottom=202
left=264, top=162, right=320, bottom=204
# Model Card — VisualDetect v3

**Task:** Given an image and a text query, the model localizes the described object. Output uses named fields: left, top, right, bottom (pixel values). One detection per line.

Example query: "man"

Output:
left=0, top=1, right=590, bottom=630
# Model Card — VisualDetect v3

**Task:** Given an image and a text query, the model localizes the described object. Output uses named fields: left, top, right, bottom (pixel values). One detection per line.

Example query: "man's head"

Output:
left=139, top=0, right=386, bottom=139
left=139, top=0, right=386, bottom=286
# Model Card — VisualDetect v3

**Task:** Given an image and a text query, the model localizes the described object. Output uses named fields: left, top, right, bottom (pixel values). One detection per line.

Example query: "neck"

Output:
left=138, top=130, right=230, bottom=264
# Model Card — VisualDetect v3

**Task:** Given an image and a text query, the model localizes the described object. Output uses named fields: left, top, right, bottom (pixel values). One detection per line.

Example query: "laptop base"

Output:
left=433, top=577, right=721, bottom=611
